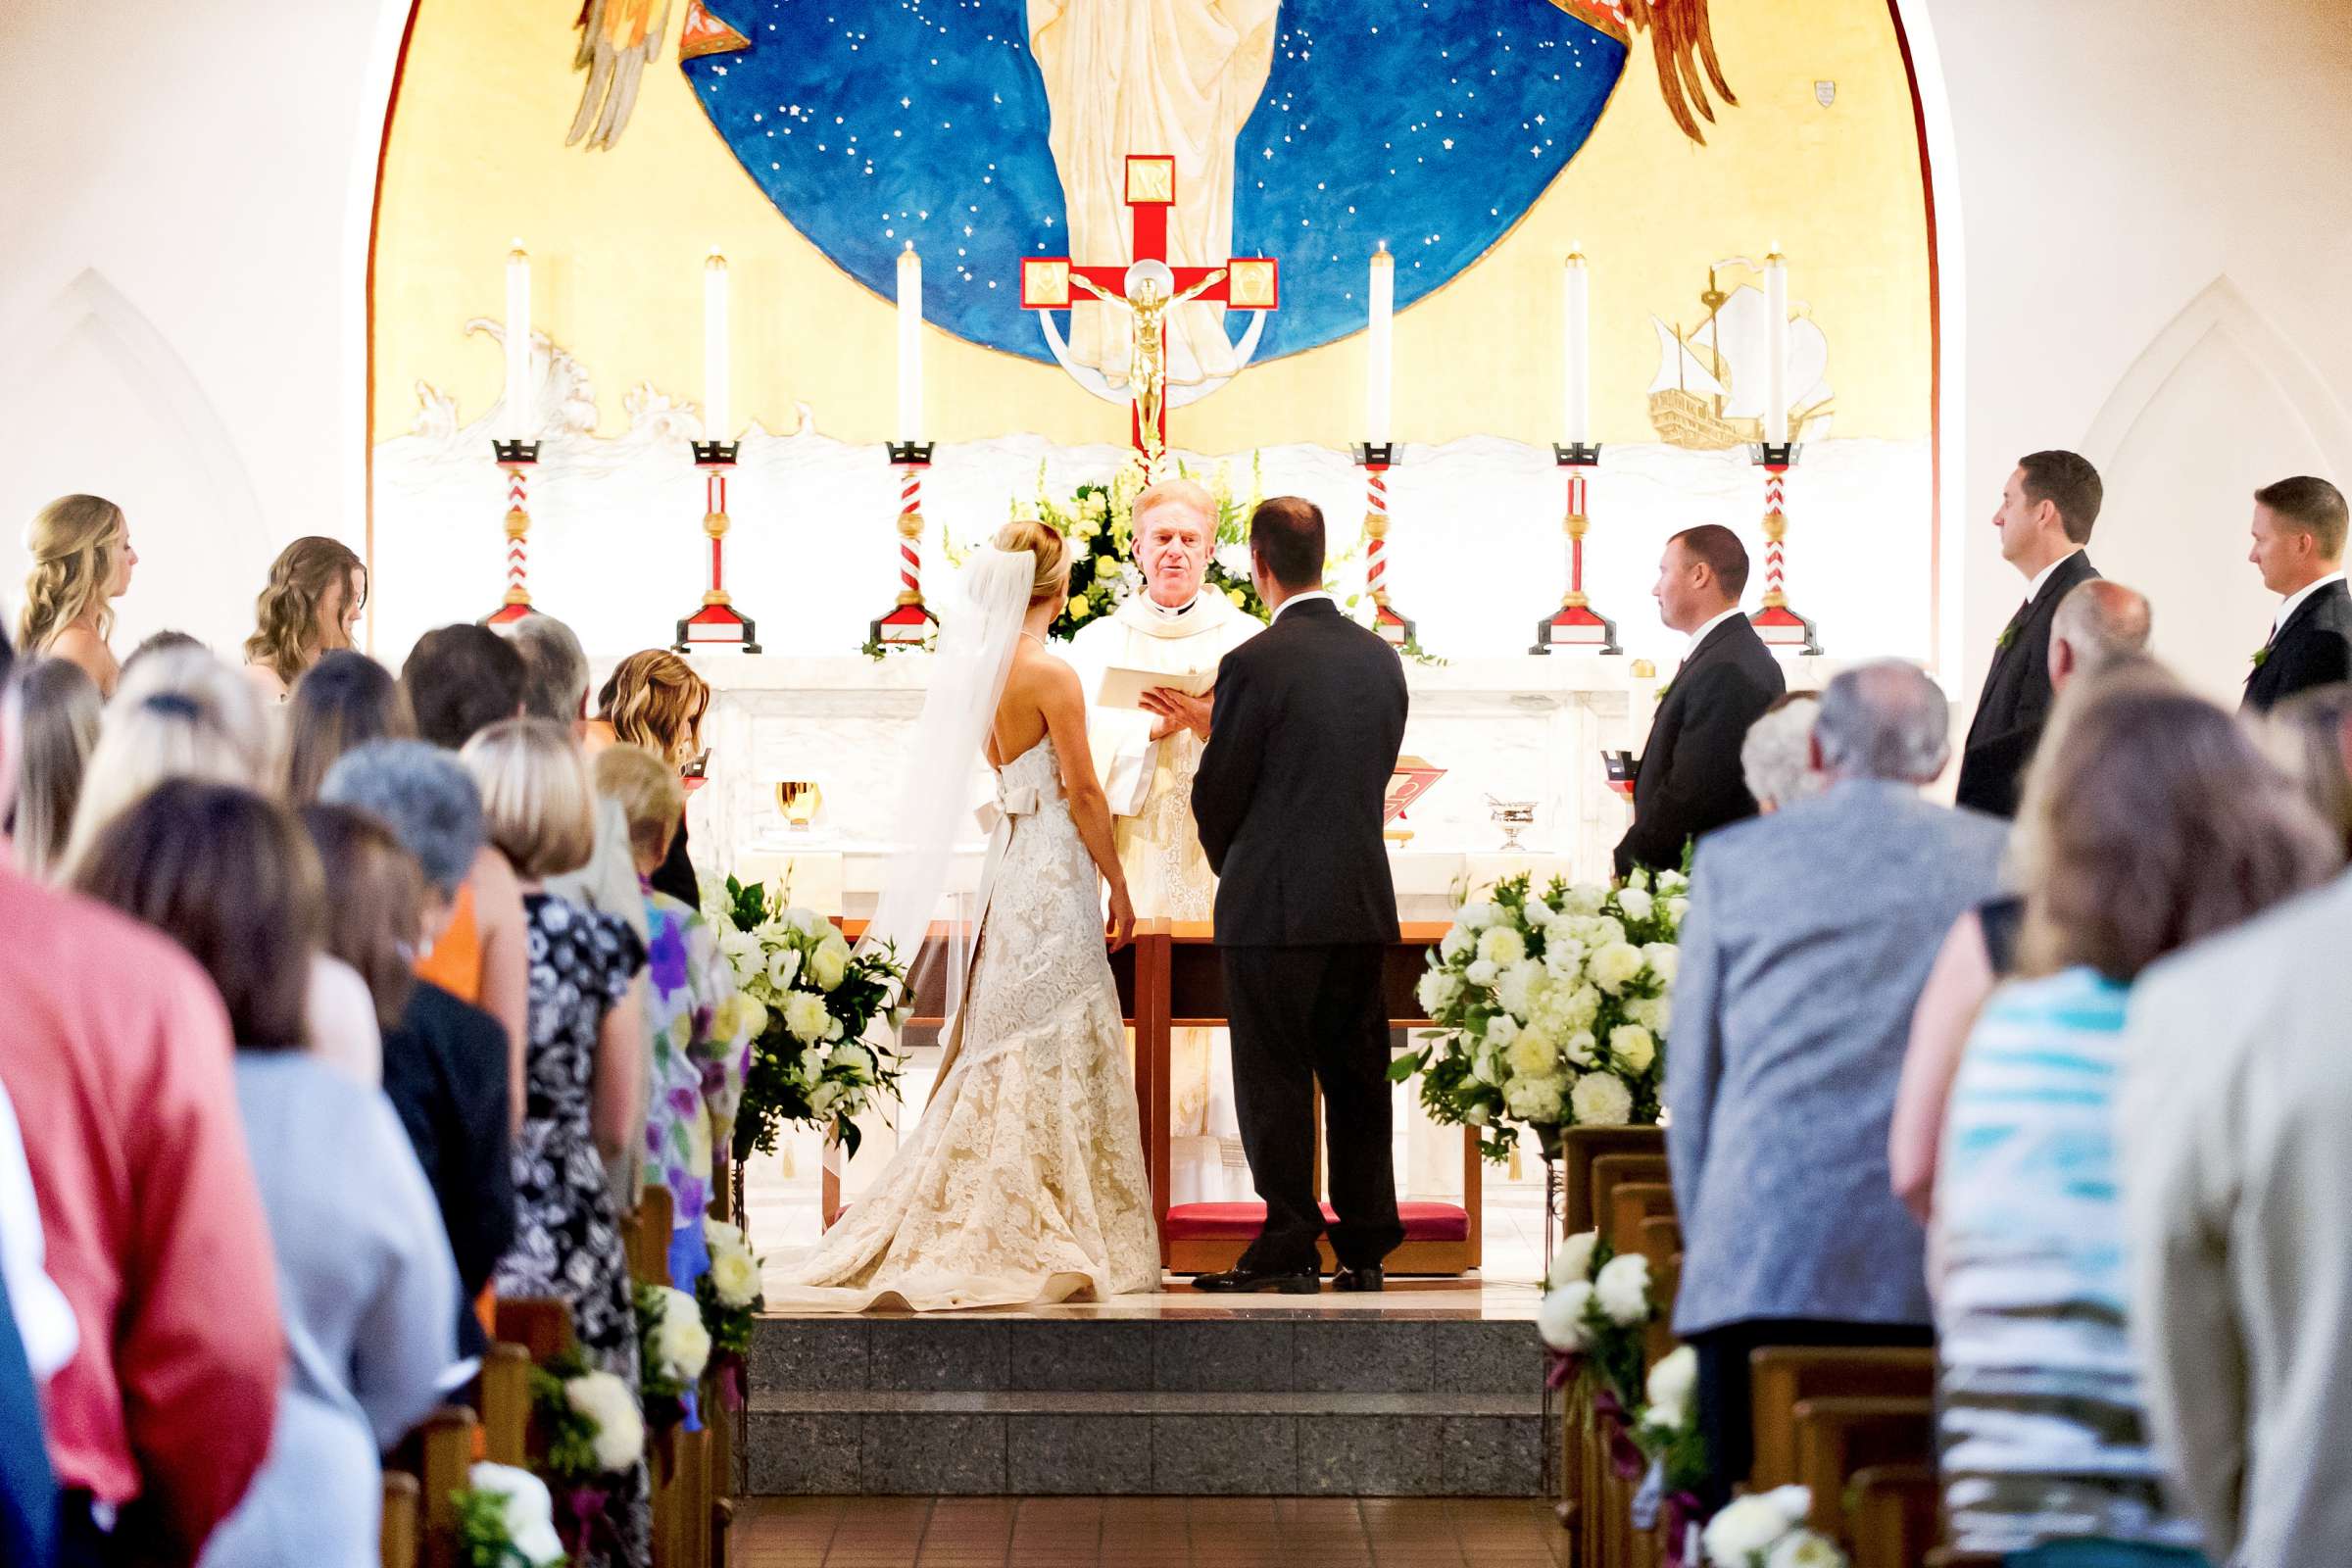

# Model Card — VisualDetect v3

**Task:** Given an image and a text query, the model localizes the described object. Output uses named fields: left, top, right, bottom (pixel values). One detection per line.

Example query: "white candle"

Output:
left=1764, top=248, right=1789, bottom=445
left=1366, top=241, right=1395, bottom=445
left=704, top=249, right=731, bottom=439
left=896, top=243, right=922, bottom=443
left=504, top=241, right=531, bottom=441
left=1562, top=248, right=1591, bottom=444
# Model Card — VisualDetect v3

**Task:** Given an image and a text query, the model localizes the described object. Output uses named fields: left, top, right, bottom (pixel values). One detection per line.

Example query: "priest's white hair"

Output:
left=1814, top=660, right=1951, bottom=784
left=1132, top=478, right=1216, bottom=534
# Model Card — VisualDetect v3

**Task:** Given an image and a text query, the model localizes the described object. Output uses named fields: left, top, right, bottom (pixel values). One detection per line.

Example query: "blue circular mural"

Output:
left=685, top=0, right=1628, bottom=363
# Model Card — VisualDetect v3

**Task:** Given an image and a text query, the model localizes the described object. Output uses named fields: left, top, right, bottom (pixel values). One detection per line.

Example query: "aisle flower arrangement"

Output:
left=703, top=875, right=910, bottom=1162
left=1391, top=869, right=1687, bottom=1161
left=529, top=1351, right=647, bottom=1560
left=633, top=1284, right=711, bottom=1429
left=453, top=1462, right=568, bottom=1568
left=1700, top=1487, right=1848, bottom=1567
left=698, top=1217, right=764, bottom=1410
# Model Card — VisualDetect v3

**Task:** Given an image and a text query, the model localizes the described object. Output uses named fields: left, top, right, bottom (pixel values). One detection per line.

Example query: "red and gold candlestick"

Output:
left=486, top=438, right=539, bottom=625
left=1746, top=442, right=1821, bottom=654
left=1531, top=441, right=1621, bottom=654
left=1354, top=442, right=1415, bottom=646
left=673, top=440, right=760, bottom=652
left=869, top=441, right=938, bottom=647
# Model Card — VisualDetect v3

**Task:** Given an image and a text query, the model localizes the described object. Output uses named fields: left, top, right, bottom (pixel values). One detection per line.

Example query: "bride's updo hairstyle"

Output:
left=993, top=519, right=1068, bottom=606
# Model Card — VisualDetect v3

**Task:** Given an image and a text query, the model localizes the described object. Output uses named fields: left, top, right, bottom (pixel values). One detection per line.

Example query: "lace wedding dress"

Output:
left=764, top=735, right=1160, bottom=1311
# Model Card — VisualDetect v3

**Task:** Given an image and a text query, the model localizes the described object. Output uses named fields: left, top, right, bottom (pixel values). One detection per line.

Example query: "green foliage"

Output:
left=528, top=1351, right=601, bottom=1485
left=453, top=1486, right=563, bottom=1568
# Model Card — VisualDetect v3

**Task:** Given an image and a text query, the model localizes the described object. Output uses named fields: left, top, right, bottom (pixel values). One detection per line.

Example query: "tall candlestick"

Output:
left=1562, top=248, right=1591, bottom=443
left=504, top=242, right=531, bottom=441
left=896, top=243, right=923, bottom=443
left=704, top=249, right=731, bottom=438
left=1764, top=248, right=1789, bottom=445
left=1365, top=241, right=1395, bottom=446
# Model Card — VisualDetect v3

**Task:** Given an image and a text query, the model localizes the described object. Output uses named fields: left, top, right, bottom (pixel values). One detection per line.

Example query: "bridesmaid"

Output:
left=17, top=494, right=138, bottom=697
left=242, top=536, right=368, bottom=706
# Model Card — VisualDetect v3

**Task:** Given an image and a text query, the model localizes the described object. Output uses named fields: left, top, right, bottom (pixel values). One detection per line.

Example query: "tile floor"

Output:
left=733, top=1495, right=1571, bottom=1566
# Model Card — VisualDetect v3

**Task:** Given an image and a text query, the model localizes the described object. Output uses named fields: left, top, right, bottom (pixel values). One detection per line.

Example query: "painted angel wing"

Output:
left=567, top=0, right=671, bottom=150
left=1625, top=0, right=1738, bottom=145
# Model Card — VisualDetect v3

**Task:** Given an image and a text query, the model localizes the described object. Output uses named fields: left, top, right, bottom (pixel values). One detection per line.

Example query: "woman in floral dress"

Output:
left=592, top=744, right=752, bottom=1288
left=464, top=719, right=651, bottom=1568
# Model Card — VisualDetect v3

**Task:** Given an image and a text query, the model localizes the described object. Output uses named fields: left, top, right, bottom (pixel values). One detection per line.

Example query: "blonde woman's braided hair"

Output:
left=19, top=494, right=127, bottom=654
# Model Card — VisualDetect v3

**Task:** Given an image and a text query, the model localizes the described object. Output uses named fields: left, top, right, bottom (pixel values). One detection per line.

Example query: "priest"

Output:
left=1067, top=477, right=1264, bottom=920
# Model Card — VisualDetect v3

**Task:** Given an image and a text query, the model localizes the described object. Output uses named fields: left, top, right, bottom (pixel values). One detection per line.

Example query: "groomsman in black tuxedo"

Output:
left=1192, top=497, right=1409, bottom=1293
left=1614, top=525, right=1785, bottom=880
left=2242, top=475, right=2352, bottom=714
left=1954, top=451, right=2103, bottom=817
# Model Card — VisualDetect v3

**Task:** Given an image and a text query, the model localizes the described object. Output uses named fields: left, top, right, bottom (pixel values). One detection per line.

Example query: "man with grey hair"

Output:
left=320, top=740, right=515, bottom=1356
left=1666, top=659, right=2008, bottom=1504
left=495, top=611, right=592, bottom=726
left=2048, top=578, right=2152, bottom=692
left=1738, top=695, right=1825, bottom=813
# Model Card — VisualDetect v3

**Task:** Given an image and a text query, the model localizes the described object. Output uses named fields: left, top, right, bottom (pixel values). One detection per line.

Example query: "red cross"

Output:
left=1019, top=154, right=1280, bottom=455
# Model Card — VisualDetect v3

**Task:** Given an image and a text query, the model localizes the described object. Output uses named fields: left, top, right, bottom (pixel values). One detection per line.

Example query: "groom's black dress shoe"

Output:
left=1193, top=1264, right=1319, bottom=1294
left=1331, top=1266, right=1385, bottom=1293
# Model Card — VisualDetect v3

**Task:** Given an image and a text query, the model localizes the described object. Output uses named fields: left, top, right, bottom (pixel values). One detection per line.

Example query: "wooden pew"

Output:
left=1555, top=1126, right=1668, bottom=1553
left=1747, top=1347, right=1934, bottom=1492
left=1848, top=1463, right=1938, bottom=1568
left=392, top=1403, right=481, bottom=1568
left=1789, top=1396, right=1935, bottom=1544
left=479, top=1342, right=536, bottom=1468
left=381, top=1471, right=419, bottom=1568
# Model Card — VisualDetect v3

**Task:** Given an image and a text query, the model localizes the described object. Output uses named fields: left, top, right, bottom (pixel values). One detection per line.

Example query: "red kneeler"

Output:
left=1164, top=1200, right=1474, bottom=1276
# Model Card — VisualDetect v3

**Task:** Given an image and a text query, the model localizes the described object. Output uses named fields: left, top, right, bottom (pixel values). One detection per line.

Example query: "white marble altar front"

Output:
left=685, top=651, right=1833, bottom=906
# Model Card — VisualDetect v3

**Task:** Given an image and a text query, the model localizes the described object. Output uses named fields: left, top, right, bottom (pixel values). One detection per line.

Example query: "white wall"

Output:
left=3, top=0, right=2348, bottom=699
left=1918, top=0, right=2352, bottom=706
left=0, top=0, right=403, bottom=655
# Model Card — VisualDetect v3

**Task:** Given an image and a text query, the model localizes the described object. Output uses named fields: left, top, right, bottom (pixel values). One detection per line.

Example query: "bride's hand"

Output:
left=1104, top=883, right=1137, bottom=951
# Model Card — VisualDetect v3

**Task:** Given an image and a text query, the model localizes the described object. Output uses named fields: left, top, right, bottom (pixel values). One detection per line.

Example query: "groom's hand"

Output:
left=1140, top=686, right=1213, bottom=741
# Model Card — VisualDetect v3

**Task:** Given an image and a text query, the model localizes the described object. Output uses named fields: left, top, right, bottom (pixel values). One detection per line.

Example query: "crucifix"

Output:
left=1018, top=154, right=1280, bottom=466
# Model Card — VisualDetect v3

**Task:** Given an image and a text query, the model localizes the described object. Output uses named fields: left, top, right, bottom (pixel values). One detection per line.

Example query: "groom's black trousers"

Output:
left=1221, top=944, right=1405, bottom=1273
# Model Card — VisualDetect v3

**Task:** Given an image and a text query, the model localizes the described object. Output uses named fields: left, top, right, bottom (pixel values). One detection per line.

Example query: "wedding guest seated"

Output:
left=0, top=1072, right=76, bottom=1568
left=74, top=780, right=457, bottom=1568
left=1935, top=666, right=2335, bottom=1566
left=2259, top=683, right=2352, bottom=853
left=240, top=536, right=368, bottom=708
left=6, top=658, right=100, bottom=879
left=279, top=649, right=415, bottom=803
left=1889, top=581, right=2154, bottom=1223
left=121, top=628, right=205, bottom=682
left=305, top=768, right=514, bottom=1357
left=16, top=494, right=137, bottom=698
left=1739, top=692, right=1824, bottom=813
left=62, top=646, right=382, bottom=1084
left=463, top=718, right=651, bottom=1564
left=0, top=622, right=283, bottom=1568
left=585, top=651, right=711, bottom=908
left=594, top=743, right=750, bottom=1286
left=402, top=624, right=530, bottom=1127
left=2122, top=688, right=2352, bottom=1564
left=1666, top=660, right=2007, bottom=1503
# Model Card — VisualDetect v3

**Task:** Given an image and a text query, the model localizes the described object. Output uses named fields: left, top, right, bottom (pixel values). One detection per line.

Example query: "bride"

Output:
left=766, top=521, right=1160, bottom=1310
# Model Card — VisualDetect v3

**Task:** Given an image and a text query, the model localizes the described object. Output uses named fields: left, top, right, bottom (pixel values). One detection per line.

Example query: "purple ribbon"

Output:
left=1591, top=1390, right=1648, bottom=1482
left=1660, top=1491, right=1705, bottom=1568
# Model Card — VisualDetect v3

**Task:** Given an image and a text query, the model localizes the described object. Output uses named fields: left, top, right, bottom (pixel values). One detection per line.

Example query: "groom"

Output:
left=1191, top=497, right=1410, bottom=1292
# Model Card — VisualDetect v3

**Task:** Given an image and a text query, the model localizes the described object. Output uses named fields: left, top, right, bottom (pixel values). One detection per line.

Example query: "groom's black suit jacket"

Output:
left=1613, top=613, right=1786, bottom=879
left=1954, top=550, right=2098, bottom=818
left=2243, top=577, right=2352, bottom=714
left=1194, top=598, right=1408, bottom=948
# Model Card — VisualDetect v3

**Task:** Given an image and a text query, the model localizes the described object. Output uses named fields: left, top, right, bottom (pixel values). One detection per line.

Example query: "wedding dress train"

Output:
left=764, top=735, right=1160, bottom=1311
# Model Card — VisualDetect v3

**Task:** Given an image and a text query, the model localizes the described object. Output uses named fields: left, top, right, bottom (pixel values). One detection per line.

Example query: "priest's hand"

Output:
left=1140, top=686, right=1213, bottom=741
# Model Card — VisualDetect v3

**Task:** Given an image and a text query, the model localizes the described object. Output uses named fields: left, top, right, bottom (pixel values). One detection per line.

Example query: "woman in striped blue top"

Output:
left=1934, top=665, right=2340, bottom=1567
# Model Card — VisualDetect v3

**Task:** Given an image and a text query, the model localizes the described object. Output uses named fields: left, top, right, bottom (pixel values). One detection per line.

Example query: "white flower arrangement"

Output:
left=636, top=1284, right=711, bottom=1402
left=704, top=1219, right=762, bottom=1310
left=1702, top=1488, right=1847, bottom=1568
left=704, top=876, right=912, bottom=1161
left=1594, top=1252, right=1653, bottom=1326
left=456, top=1462, right=567, bottom=1568
left=1643, top=1346, right=1697, bottom=1435
left=564, top=1369, right=646, bottom=1474
left=1393, top=871, right=1683, bottom=1161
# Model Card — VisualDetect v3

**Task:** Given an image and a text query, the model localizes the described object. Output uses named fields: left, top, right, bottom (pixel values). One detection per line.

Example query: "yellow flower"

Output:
left=1227, top=588, right=1248, bottom=608
left=1069, top=599, right=1093, bottom=620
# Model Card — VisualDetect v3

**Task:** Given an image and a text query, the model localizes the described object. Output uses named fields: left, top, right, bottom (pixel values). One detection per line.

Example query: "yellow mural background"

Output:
left=373, top=0, right=1932, bottom=453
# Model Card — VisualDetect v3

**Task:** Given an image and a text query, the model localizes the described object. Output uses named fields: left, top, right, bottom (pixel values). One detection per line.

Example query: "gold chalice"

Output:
left=774, top=780, right=823, bottom=834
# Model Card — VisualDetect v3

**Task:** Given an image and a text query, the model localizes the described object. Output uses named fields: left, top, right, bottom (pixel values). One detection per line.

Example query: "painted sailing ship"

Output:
left=1648, top=265, right=1835, bottom=451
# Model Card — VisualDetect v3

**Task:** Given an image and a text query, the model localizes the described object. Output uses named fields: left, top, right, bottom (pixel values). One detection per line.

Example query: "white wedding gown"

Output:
left=766, top=735, right=1160, bottom=1311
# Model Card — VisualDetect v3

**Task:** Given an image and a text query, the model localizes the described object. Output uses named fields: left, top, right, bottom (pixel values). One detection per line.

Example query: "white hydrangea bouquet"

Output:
left=704, top=875, right=911, bottom=1163
left=1701, top=1487, right=1848, bottom=1568
left=697, top=1217, right=764, bottom=1411
left=1392, top=869, right=1687, bottom=1161
left=453, top=1462, right=568, bottom=1568
left=632, top=1284, right=712, bottom=1429
left=529, top=1351, right=647, bottom=1559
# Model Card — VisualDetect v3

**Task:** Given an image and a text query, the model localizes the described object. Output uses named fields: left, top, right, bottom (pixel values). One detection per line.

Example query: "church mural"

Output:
left=370, top=0, right=1934, bottom=666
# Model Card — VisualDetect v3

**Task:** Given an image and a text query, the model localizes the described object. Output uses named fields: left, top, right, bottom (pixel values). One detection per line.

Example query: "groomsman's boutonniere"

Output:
left=2251, top=646, right=2271, bottom=670
left=1995, top=623, right=2018, bottom=654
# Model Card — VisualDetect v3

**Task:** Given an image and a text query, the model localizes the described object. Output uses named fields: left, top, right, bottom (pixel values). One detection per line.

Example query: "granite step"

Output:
left=744, top=1311, right=1553, bottom=1496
